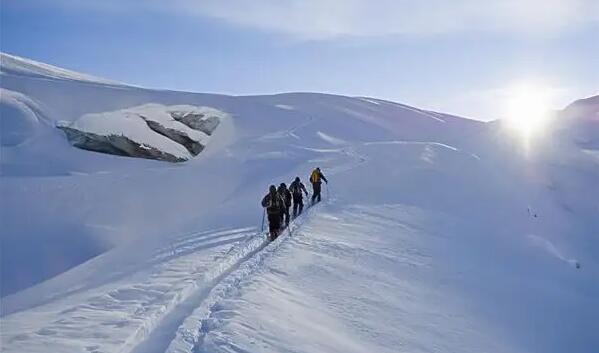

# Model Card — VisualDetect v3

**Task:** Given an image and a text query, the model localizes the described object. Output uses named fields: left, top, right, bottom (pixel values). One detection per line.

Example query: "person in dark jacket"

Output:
left=261, top=185, right=285, bottom=241
left=289, top=176, right=309, bottom=217
left=309, top=167, right=328, bottom=204
left=278, top=183, right=292, bottom=226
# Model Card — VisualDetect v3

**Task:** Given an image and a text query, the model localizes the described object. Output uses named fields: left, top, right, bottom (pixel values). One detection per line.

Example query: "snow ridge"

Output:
left=0, top=52, right=122, bottom=86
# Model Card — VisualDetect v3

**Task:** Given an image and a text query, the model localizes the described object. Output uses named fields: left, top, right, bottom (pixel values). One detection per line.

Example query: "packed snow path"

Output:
left=0, top=227, right=261, bottom=353
left=145, top=202, right=325, bottom=353
left=133, top=142, right=364, bottom=353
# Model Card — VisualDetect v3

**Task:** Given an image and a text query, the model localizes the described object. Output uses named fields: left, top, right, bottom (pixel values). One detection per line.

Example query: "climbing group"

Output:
left=261, top=167, right=328, bottom=241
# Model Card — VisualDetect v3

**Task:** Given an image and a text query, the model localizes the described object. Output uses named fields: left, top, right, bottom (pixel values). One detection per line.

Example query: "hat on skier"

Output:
left=269, top=185, right=277, bottom=193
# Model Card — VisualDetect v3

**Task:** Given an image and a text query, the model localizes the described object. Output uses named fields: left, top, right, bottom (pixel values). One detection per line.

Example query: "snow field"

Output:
left=1, top=52, right=597, bottom=353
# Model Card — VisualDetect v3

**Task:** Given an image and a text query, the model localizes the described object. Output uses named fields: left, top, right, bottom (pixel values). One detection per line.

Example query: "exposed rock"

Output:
left=170, top=112, right=221, bottom=135
left=56, top=104, right=227, bottom=162
left=57, top=125, right=186, bottom=162
left=141, top=116, right=204, bottom=156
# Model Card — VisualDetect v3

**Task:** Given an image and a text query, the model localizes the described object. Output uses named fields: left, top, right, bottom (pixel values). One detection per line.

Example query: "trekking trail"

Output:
left=131, top=143, right=367, bottom=353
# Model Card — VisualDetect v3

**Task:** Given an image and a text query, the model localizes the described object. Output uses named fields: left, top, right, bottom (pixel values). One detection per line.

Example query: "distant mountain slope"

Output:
left=563, top=95, right=599, bottom=120
left=0, top=52, right=122, bottom=86
left=556, top=94, right=599, bottom=149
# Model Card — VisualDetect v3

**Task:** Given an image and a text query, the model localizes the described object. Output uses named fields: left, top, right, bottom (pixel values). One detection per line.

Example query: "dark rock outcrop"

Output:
left=170, top=112, right=221, bottom=136
left=56, top=104, right=226, bottom=162
left=57, top=125, right=186, bottom=162
left=141, top=117, right=205, bottom=156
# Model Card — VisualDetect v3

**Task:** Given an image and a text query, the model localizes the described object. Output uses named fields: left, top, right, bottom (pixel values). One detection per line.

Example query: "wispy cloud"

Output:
left=14, top=0, right=599, bottom=40
left=163, top=0, right=598, bottom=39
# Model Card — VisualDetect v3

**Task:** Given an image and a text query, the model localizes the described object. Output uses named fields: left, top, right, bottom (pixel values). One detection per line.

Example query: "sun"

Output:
left=503, top=83, right=554, bottom=140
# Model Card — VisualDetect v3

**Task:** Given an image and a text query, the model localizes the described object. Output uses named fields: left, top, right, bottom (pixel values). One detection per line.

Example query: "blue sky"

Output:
left=2, top=0, right=598, bottom=120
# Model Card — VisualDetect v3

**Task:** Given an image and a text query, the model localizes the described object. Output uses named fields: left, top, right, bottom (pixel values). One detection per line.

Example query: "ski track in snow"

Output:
left=133, top=141, right=366, bottom=353
left=363, top=140, right=481, bottom=160
left=130, top=230, right=274, bottom=353
left=2, top=224, right=290, bottom=353
left=374, top=99, right=447, bottom=123
left=0, top=228, right=265, bottom=353
left=163, top=202, right=326, bottom=353
left=526, top=234, right=580, bottom=268
left=256, top=116, right=314, bottom=141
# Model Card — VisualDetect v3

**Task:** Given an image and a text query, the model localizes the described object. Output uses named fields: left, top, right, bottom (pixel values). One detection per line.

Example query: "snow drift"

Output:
left=0, top=88, right=46, bottom=147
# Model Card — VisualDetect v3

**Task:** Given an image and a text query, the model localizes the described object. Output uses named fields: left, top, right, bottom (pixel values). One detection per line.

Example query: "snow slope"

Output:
left=0, top=88, right=48, bottom=147
left=0, top=52, right=122, bottom=86
left=558, top=95, right=599, bottom=149
left=1, top=53, right=597, bottom=353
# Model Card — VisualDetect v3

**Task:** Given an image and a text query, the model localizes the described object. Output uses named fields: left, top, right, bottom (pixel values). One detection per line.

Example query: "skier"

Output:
left=261, top=185, right=285, bottom=241
left=289, top=176, right=309, bottom=218
left=309, top=167, right=328, bottom=204
left=277, top=183, right=292, bottom=226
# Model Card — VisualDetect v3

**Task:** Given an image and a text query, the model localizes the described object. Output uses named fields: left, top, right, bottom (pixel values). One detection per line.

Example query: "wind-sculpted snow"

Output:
left=0, top=88, right=46, bottom=146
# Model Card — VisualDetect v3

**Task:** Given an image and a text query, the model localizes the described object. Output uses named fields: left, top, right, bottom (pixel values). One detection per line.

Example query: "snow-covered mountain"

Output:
left=1, top=53, right=597, bottom=353
left=557, top=95, right=599, bottom=149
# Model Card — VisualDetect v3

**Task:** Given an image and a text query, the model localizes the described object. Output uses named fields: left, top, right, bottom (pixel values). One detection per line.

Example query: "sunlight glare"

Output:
left=503, top=83, right=553, bottom=140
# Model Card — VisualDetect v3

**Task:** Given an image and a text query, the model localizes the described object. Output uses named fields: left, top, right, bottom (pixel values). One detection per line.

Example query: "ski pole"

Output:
left=261, top=208, right=266, bottom=233
left=170, top=240, right=176, bottom=257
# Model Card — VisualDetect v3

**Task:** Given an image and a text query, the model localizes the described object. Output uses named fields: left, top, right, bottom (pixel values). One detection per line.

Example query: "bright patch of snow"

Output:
left=527, top=234, right=580, bottom=268
left=275, top=104, right=295, bottom=110
left=357, top=97, right=381, bottom=105
left=316, top=131, right=347, bottom=145
left=251, top=151, right=289, bottom=160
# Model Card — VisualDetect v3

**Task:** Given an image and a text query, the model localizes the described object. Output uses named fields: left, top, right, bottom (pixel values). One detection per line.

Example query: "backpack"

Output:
left=289, top=182, right=301, bottom=196
left=310, top=170, right=320, bottom=183
left=283, top=189, right=292, bottom=205
left=265, top=194, right=283, bottom=214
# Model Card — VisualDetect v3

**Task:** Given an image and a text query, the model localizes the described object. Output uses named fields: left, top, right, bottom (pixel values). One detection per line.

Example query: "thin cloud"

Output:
left=13, top=0, right=599, bottom=39
left=168, top=0, right=599, bottom=39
